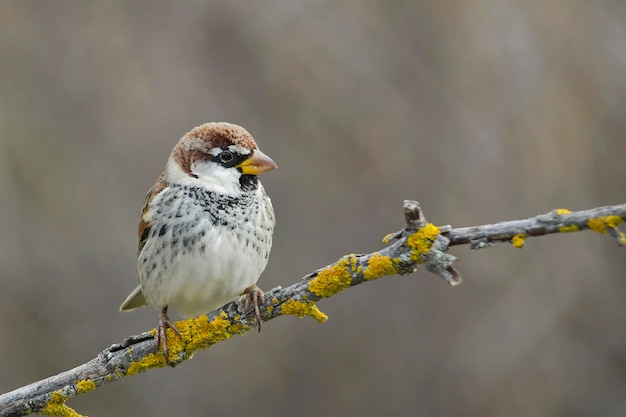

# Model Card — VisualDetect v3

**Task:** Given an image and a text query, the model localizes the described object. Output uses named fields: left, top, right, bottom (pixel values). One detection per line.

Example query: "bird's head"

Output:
left=165, top=122, right=277, bottom=193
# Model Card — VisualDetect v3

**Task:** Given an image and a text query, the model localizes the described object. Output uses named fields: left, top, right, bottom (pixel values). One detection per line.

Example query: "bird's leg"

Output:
left=242, top=285, right=265, bottom=332
left=156, top=306, right=181, bottom=360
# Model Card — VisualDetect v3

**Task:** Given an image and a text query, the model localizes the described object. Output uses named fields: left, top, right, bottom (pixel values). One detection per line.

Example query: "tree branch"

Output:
left=1, top=202, right=624, bottom=417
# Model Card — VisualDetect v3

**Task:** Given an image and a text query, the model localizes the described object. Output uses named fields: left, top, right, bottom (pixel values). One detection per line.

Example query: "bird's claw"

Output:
left=156, top=307, right=181, bottom=364
left=242, top=285, right=265, bottom=332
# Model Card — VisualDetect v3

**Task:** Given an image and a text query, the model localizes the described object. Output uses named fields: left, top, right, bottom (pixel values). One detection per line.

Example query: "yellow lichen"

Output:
left=76, top=379, right=96, bottom=394
left=127, top=353, right=167, bottom=376
left=126, top=312, right=252, bottom=372
left=40, top=391, right=85, bottom=417
left=308, top=255, right=357, bottom=298
left=281, top=299, right=328, bottom=323
left=382, top=232, right=397, bottom=243
left=559, top=224, right=579, bottom=233
left=588, top=215, right=624, bottom=234
left=511, top=234, right=526, bottom=248
left=228, top=321, right=248, bottom=335
left=183, top=312, right=242, bottom=352
left=555, top=209, right=579, bottom=232
left=405, top=223, right=441, bottom=262
left=588, top=215, right=626, bottom=244
left=363, top=253, right=397, bottom=280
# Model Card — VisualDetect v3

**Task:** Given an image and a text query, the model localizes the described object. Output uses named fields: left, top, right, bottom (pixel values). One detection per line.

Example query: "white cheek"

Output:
left=194, top=160, right=240, bottom=183
left=164, top=157, right=241, bottom=195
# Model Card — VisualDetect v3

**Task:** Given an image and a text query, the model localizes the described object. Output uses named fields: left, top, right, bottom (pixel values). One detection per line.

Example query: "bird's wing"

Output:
left=137, top=173, right=169, bottom=255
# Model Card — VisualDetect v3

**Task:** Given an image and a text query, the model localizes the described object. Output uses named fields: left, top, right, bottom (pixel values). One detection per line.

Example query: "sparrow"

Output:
left=120, top=122, right=277, bottom=359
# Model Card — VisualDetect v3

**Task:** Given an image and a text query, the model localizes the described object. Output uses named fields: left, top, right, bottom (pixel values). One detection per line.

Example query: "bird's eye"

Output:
left=219, top=151, right=234, bottom=163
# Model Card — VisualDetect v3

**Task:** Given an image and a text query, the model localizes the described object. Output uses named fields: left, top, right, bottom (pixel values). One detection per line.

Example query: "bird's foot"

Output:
left=157, top=306, right=181, bottom=363
left=241, top=285, right=265, bottom=332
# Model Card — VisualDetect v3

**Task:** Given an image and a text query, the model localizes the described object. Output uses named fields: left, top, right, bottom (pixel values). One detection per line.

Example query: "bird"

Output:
left=120, top=122, right=277, bottom=359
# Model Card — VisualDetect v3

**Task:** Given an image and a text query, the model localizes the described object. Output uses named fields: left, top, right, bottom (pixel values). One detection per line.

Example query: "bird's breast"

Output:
left=138, top=184, right=274, bottom=317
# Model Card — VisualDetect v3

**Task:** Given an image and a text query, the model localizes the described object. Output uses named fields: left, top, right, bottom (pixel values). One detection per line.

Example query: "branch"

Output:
left=1, top=202, right=624, bottom=417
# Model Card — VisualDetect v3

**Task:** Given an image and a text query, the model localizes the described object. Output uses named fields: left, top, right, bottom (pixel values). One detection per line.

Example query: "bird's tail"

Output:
left=120, top=286, right=149, bottom=311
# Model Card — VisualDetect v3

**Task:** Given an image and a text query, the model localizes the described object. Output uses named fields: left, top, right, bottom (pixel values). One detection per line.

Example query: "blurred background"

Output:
left=1, top=1, right=625, bottom=416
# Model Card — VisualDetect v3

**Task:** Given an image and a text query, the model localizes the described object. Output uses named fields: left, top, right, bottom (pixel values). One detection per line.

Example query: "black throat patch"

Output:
left=239, top=174, right=259, bottom=192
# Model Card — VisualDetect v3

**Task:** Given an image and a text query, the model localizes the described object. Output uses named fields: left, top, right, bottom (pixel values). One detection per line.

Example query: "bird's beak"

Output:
left=237, top=149, right=278, bottom=175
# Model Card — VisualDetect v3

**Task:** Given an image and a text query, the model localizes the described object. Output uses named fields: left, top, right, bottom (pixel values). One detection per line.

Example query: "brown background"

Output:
left=1, top=2, right=625, bottom=416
